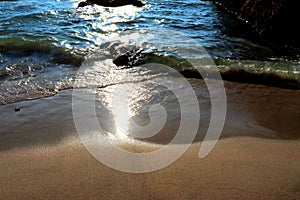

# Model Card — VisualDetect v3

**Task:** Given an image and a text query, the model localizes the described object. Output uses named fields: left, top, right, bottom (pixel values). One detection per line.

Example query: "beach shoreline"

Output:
left=1, top=0, right=300, bottom=198
left=0, top=80, right=300, bottom=199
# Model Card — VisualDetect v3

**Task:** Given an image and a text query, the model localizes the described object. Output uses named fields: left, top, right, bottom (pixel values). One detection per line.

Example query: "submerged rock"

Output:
left=113, top=49, right=147, bottom=67
left=208, top=0, right=300, bottom=47
left=112, top=49, right=193, bottom=70
left=78, top=0, right=145, bottom=8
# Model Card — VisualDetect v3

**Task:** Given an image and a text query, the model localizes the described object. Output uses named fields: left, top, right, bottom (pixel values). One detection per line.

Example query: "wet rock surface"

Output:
left=209, top=0, right=300, bottom=47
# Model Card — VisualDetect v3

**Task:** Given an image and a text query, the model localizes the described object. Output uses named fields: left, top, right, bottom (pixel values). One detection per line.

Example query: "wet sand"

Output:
left=0, top=80, right=300, bottom=199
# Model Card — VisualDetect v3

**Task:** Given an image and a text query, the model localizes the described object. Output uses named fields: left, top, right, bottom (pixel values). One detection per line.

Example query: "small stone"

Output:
left=15, top=107, right=21, bottom=112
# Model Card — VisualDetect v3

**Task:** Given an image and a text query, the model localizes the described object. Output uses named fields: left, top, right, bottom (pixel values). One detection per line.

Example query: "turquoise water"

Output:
left=0, top=0, right=299, bottom=104
left=0, top=0, right=282, bottom=57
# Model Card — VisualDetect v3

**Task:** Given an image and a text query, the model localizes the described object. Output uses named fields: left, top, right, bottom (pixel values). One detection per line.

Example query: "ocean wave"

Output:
left=0, top=38, right=83, bottom=104
left=0, top=43, right=299, bottom=105
left=180, top=68, right=300, bottom=90
left=0, top=38, right=83, bottom=65
left=112, top=49, right=300, bottom=89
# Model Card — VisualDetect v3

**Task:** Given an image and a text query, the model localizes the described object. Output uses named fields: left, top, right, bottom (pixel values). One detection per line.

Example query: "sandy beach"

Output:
left=1, top=80, right=300, bottom=199
left=1, top=138, right=300, bottom=199
left=1, top=0, right=300, bottom=199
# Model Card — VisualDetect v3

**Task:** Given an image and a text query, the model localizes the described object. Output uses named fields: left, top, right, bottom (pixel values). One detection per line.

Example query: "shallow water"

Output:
left=1, top=0, right=300, bottom=105
left=0, top=0, right=299, bottom=144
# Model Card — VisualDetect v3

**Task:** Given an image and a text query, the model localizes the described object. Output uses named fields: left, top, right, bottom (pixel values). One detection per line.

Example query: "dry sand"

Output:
left=0, top=138, right=300, bottom=199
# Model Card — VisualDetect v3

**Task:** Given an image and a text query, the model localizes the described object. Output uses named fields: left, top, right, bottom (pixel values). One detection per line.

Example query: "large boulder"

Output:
left=78, top=0, right=145, bottom=7
left=209, top=0, right=300, bottom=47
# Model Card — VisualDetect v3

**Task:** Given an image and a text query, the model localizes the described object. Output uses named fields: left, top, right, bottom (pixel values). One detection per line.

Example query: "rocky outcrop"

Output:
left=78, top=0, right=145, bottom=8
left=210, top=0, right=300, bottom=47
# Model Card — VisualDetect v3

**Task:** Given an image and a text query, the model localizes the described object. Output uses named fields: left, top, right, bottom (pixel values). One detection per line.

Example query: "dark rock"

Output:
left=78, top=1, right=89, bottom=7
left=78, top=0, right=145, bottom=8
left=113, top=49, right=194, bottom=70
left=208, top=0, right=300, bottom=47
left=15, top=107, right=20, bottom=112
left=113, top=49, right=147, bottom=67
